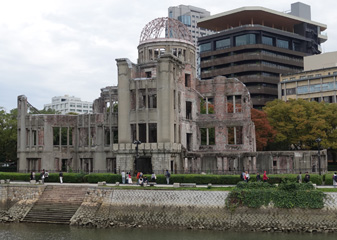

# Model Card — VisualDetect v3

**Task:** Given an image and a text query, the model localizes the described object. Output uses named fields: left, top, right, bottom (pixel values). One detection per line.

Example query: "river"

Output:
left=0, top=223, right=336, bottom=240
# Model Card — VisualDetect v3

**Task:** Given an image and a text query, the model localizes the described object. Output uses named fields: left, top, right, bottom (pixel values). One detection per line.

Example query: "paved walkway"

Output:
left=6, top=181, right=337, bottom=189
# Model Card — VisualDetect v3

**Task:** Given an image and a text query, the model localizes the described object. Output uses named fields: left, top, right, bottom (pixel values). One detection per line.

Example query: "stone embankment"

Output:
left=1, top=184, right=337, bottom=233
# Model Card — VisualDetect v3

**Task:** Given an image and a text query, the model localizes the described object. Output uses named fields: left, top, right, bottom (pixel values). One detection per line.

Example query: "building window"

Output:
left=146, top=71, right=152, bottom=78
left=228, top=126, right=243, bottom=145
left=276, top=39, right=289, bottom=49
left=200, top=97, right=215, bottom=114
left=138, top=124, right=146, bottom=143
left=148, top=94, right=157, bottom=108
left=186, top=101, right=192, bottom=120
left=227, top=95, right=242, bottom=113
left=286, top=88, right=296, bottom=95
left=215, top=38, right=230, bottom=50
left=262, top=36, right=273, bottom=46
left=149, top=123, right=157, bottom=143
left=235, top=34, right=256, bottom=46
left=178, top=15, right=191, bottom=26
left=185, top=73, right=191, bottom=87
left=200, top=128, right=215, bottom=145
left=200, top=42, right=211, bottom=52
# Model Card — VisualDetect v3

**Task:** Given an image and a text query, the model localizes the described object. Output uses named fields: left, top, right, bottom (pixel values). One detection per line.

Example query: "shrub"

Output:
left=84, top=173, right=121, bottom=183
left=226, top=181, right=325, bottom=209
left=324, top=174, right=335, bottom=185
left=0, top=172, right=30, bottom=181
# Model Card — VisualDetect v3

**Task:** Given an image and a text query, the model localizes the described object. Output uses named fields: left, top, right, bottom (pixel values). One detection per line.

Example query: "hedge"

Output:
left=84, top=174, right=121, bottom=183
left=0, top=172, right=325, bottom=185
left=0, top=172, right=31, bottom=181
left=247, top=174, right=323, bottom=185
left=324, top=173, right=337, bottom=186
left=226, top=181, right=325, bottom=209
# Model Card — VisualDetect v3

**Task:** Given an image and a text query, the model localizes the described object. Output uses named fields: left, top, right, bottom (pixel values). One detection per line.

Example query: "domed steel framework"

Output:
left=139, top=17, right=192, bottom=43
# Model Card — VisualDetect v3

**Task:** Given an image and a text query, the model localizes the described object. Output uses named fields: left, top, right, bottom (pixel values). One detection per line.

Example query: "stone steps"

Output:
left=22, top=185, right=87, bottom=224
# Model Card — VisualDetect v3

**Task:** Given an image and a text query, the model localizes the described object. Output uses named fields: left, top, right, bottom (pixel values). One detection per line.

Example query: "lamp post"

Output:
left=133, top=140, right=141, bottom=159
left=315, top=138, right=322, bottom=175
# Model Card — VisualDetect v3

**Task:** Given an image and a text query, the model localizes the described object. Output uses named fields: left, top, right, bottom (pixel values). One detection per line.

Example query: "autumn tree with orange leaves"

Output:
left=251, top=108, right=277, bottom=151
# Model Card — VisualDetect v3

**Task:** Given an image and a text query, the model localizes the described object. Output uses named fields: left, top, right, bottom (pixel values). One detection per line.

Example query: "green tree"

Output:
left=264, top=99, right=337, bottom=150
left=0, top=107, right=17, bottom=162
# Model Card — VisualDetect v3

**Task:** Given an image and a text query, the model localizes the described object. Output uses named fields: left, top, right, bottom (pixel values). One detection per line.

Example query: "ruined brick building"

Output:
left=17, top=18, right=326, bottom=174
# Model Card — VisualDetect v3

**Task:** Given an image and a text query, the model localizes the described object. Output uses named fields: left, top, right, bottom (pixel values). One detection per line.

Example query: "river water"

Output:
left=0, top=223, right=337, bottom=240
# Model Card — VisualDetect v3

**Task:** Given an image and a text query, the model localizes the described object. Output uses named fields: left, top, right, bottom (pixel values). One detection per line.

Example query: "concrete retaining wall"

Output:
left=70, top=188, right=337, bottom=231
left=0, top=185, right=45, bottom=222
left=1, top=185, right=337, bottom=232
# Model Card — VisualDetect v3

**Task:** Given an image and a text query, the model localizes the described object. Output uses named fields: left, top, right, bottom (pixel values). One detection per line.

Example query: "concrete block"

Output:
left=98, top=181, right=107, bottom=186
left=39, top=180, right=43, bottom=184
left=5, top=179, right=10, bottom=184
left=173, top=183, right=180, bottom=188
left=0, top=180, right=5, bottom=184
left=30, top=180, right=36, bottom=184
left=313, top=184, right=317, bottom=189
left=115, top=182, right=120, bottom=186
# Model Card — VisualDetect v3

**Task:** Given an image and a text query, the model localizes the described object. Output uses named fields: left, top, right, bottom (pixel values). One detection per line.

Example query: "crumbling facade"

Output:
left=17, top=18, right=326, bottom=174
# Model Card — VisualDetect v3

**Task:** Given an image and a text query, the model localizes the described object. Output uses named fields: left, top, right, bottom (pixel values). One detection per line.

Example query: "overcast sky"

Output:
left=0, top=0, right=336, bottom=111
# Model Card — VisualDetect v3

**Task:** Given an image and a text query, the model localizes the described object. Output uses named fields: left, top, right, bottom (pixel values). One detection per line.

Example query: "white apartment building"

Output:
left=44, top=95, right=93, bottom=114
left=168, top=5, right=213, bottom=45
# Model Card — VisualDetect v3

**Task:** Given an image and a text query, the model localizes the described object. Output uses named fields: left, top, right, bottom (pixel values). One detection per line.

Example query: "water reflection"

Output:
left=0, top=223, right=336, bottom=240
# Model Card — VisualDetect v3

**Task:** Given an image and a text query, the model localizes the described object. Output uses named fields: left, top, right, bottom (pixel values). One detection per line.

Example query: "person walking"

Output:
left=333, top=172, right=337, bottom=188
left=263, top=171, right=269, bottom=182
left=59, top=171, right=63, bottom=184
left=165, top=169, right=171, bottom=184
left=304, top=172, right=310, bottom=183
left=121, top=171, right=126, bottom=184
left=256, top=172, right=261, bottom=182
left=297, top=172, right=302, bottom=183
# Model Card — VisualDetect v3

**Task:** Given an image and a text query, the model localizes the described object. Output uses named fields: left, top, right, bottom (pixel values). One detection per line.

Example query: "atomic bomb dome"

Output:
left=139, top=17, right=193, bottom=44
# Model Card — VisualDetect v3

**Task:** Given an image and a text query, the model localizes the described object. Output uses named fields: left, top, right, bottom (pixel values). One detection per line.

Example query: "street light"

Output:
left=315, top=138, right=322, bottom=175
left=133, top=140, right=141, bottom=159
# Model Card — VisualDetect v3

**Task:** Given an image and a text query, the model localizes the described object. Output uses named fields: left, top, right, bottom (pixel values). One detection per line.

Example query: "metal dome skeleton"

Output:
left=139, top=17, right=193, bottom=43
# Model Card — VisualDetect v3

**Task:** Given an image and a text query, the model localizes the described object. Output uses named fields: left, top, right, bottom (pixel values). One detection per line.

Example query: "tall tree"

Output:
left=264, top=99, right=337, bottom=150
left=251, top=108, right=277, bottom=151
left=0, top=107, right=17, bottom=162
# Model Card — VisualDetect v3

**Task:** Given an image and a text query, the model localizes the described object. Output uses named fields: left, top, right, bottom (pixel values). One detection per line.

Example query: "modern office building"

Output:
left=44, top=95, right=93, bottom=114
left=279, top=52, right=337, bottom=103
left=168, top=5, right=213, bottom=45
left=197, top=2, right=327, bottom=108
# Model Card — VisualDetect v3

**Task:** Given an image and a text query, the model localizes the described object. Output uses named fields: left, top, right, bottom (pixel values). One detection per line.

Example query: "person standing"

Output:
left=30, top=171, right=35, bottom=180
left=333, top=172, right=337, bottom=188
left=40, top=169, right=45, bottom=184
left=59, top=171, right=63, bottom=184
left=121, top=171, right=126, bottom=184
left=240, top=171, right=245, bottom=181
left=304, top=172, right=310, bottom=183
left=151, top=172, right=157, bottom=182
left=44, top=170, right=49, bottom=182
left=244, top=171, right=250, bottom=182
left=136, top=171, right=141, bottom=185
left=297, top=172, right=302, bottom=183
left=165, top=169, right=171, bottom=184
left=263, top=171, right=269, bottom=182
left=256, top=172, right=261, bottom=182
left=128, top=172, right=132, bottom=184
